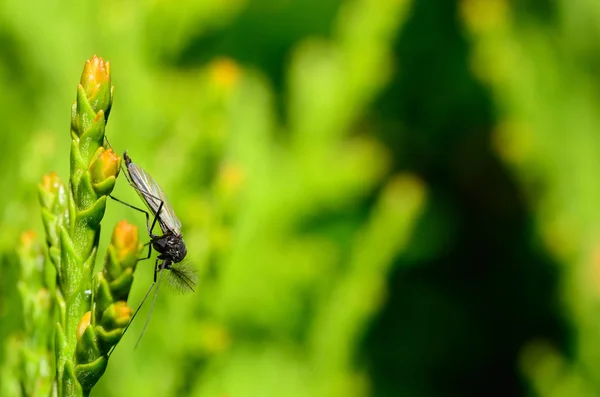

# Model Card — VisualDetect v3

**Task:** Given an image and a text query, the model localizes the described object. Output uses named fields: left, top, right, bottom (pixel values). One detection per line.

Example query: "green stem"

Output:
left=49, top=55, right=118, bottom=397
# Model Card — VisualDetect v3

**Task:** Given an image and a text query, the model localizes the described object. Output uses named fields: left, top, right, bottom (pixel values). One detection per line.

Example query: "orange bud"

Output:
left=80, top=55, right=111, bottom=101
left=113, top=301, right=132, bottom=322
left=112, top=220, right=141, bottom=266
left=89, top=148, right=120, bottom=184
left=41, top=171, right=63, bottom=195
left=17, top=230, right=43, bottom=279
left=76, top=311, right=92, bottom=340
left=40, top=172, right=66, bottom=210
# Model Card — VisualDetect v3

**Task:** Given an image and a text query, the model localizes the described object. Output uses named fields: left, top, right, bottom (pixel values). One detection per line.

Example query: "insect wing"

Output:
left=127, top=162, right=183, bottom=235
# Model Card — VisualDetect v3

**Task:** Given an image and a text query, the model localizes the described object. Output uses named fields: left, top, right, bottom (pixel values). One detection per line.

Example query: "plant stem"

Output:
left=51, top=55, right=118, bottom=397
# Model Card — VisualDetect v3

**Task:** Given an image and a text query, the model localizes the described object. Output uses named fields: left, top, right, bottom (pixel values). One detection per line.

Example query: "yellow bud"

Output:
left=112, top=220, right=141, bottom=266
left=80, top=55, right=111, bottom=101
left=89, top=148, right=120, bottom=184
left=41, top=171, right=63, bottom=195
left=76, top=311, right=92, bottom=340
left=113, top=301, right=132, bottom=323
left=39, top=171, right=66, bottom=211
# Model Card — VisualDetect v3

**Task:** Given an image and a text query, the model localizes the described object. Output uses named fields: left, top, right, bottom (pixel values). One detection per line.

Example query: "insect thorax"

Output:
left=152, top=234, right=187, bottom=263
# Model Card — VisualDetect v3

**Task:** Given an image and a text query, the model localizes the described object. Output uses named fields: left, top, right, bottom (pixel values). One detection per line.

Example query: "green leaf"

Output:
left=74, top=356, right=107, bottom=393
left=95, top=326, right=123, bottom=355
left=92, top=175, right=117, bottom=197
left=75, top=326, right=100, bottom=365
left=95, top=277, right=113, bottom=315
left=75, top=84, right=98, bottom=137
left=108, top=269, right=134, bottom=301
left=76, top=196, right=108, bottom=231
left=63, top=360, right=83, bottom=397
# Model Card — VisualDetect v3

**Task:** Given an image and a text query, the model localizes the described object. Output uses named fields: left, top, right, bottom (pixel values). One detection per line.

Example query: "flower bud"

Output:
left=76, top=311, right=92, bottom=341
left=88, top=148, right=120, bottom=197
left=42, top=172, right=61, bottom=194
left=89, top=148, right=120, bottom=184
left=80, top=55, right=112, bottom=113
left=18, top=230, right=41, bottom=272
left=39, top=172, right=67, bottom=211
left=113, top=301, right=132, bottom=325
left=112, top=220, right=141, bottom=268
left=100, top=301, right=133, bottom=330
left=41, top=171, right=62, bottom=197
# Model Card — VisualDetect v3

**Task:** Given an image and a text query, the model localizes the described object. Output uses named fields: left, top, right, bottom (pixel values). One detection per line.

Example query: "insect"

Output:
left=111, top=152, right=196, bottom=292
left=107, top=150, right=196, bottom=350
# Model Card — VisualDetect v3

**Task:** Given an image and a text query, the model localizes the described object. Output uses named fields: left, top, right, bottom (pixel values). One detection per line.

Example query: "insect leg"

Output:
left=123, top=183, right=165, bottom=237
left=98, top=142, right=138, bottom=196
left=135, top=270, right=164, bottom=349
left=154, top=257, right=160, bottom=283
left=103, top=136, right=114, bottom=151
left=151, top=201, right=163, bottom=235
left=108, top=194, right=158, bottom=239
left=106, top=278, right=156, bottom=358
left=138, top=241, right=152, bottom=263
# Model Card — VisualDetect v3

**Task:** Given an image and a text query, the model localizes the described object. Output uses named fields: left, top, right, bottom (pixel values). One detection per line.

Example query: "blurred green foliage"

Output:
left=463, top=0, right=600, bottom=395
left=1, top=0, right=598, bottom=396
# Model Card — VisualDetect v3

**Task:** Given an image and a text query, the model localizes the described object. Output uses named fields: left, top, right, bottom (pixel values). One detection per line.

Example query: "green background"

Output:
left=1, top=0, right=597, bottom=396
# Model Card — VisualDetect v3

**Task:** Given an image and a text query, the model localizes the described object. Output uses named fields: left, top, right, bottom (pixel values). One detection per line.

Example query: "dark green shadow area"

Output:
left=363, top=0, right=568, bottom=396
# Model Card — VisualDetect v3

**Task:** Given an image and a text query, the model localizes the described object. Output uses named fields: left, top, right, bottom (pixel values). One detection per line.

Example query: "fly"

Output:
left=111, top=152, right=196, bottom=291
left=107, top=150, right=196, bottom=352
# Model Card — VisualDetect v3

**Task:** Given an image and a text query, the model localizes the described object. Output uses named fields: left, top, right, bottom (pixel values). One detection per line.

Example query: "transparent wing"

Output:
left=127, top=162, right=182, bottom=235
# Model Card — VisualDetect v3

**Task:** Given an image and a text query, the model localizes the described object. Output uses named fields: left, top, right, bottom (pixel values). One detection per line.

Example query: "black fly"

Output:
left=107, top=151, right=196, bottom=351
left=111, top=152, right=196, bottom=291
